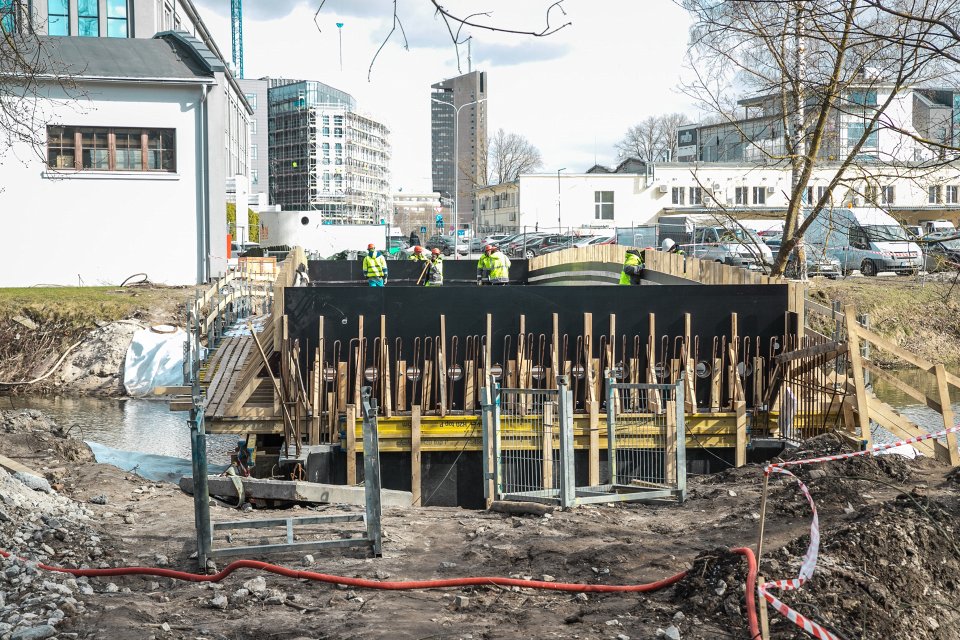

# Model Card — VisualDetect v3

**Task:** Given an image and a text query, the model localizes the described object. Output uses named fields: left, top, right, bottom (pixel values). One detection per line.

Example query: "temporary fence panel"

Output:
left=484, top=377, right=576, bottom=507
left=574, top=379, right=686, bottom=504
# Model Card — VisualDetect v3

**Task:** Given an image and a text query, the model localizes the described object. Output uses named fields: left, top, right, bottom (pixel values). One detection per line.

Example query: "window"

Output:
left=929, top=186, right=943, bottom=204
left=322, top=115, right=329, bottom=126
left=78, top=0, right=99, bottom=36
left=322, top=172, right=330, bottom=191
left=249, top=119, right=256, bottom=135
left=251, top=169, right=258, bottom=185
left=333, top=115, right=343, bottom=126
left=46, top=126, right=175, bottom=172
left=689, top=186, right=702, bottom=205
left=48, top=0, right=69, bottom=35
left=735, top=186, right=748, bottom=205
left=321, top=142, right=330, bottom=164
left=0, top=0, right=15, bottom=33
left=47, top=127, right=76, bottom=168
left=250, top=144, right=257, bottom=160
left=114, top=130, right=142, bottom=170
left=335, top=143, right=342, bottom=165
left=882, top=185, right=895, bottom=205
left=594, top=190, right=614, bottom=220
left=948, top=186, right=959, bottom=204
left=671, top=187, right=685, bottom=205
left=752, top=187, right=766, bottom=205
left=244, top=93, right=257, bottom=110
left=322, top=126, right=330, bottom=137
left=106, top=0, right=127, bottom=37
left=864, top=185, right=878, bottom=204
left=334, top=127, right=343, bottom=138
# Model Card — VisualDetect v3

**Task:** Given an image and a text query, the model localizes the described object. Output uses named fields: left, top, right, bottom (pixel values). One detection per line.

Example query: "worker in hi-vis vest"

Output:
left=662, top=238, right=684, bottom=255
left=425, top=247, right=444, bottom=286
left=362, top=243, right=389, bottom=287
left=477, top=245, right=511, bottom=285
left=619, top=248, right=644, bottom=285
left=409, top=246, right=428, bottom=261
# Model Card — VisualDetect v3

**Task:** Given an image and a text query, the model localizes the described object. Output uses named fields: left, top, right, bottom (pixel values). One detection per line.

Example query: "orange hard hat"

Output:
left=367, top=243, right=375, bottom=250
left=431, top=247, right=440, bottom=255
left=484, top=244, right=494, bottom=252
left=414, top=245, right=423, bottom=253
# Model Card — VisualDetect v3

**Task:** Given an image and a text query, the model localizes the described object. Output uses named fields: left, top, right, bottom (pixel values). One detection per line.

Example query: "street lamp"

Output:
left=431, top=95, right=487, bottom=259
left=557, top=168, right=566, bottom=231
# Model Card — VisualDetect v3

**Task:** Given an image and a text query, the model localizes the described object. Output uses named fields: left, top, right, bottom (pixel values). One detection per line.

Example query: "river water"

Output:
left=3, top=368, right=955, bottom=479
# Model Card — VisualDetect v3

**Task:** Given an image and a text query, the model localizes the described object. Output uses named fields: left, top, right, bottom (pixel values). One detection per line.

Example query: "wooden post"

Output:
left=844, top=307, right=872, bottom=446
left=315, top=316, right=325, bottom=443
left=933, top=364, right=959, bottom=465
left=665, top=400, right=677, bottom=484
left=542, top=402, right=554, bottom=490
left=516, top=314, right=526, bottom=390
left=396, top=359, right=407, bottom=412
left=381, top=315, right=393, bottom=418
left=735, top=400, right=747, bottom=467
left=753, top=355, right=764, bottom=409
left=710, top=356, right=722, bottom=411
left=354, top=316, right=364, bottom=408
left=336, top=362, right=348, bottom=414
left=345, top=404, right=357, bottom=485
left=647, top=312, right=661, bottom=411
left=728, top=313, right=738, bottom=410
left=411, top=405, right=422, bottom=505
left=609, top=313, right=620, bottom=413
left=422, top=357, right=434, bottom=414
left=485, top=313, right=493, bottom=382
left=551, top=313, right=560, bottom=389
left=589, top=400, right=600, bottom=486
left=310, top=347, right=321, bottom=445
left=438, top=315, right=448, bottom=417
left=584, top=312, right=595, bottom=404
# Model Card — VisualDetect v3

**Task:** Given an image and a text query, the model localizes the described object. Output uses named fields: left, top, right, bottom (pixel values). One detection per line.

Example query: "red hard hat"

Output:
left=414, top=245, right=423, bottom=253
left=431, top=247, right=440, bottom=255
left=367, top=243, right=375, bottom=250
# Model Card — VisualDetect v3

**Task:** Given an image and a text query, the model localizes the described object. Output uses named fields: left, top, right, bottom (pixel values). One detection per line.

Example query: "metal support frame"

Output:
left=205, top=386, right=384, bottom=559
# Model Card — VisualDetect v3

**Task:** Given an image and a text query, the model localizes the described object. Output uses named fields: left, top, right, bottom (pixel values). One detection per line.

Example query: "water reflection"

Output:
left=871, top=368, right=960, bottom=432
left=4, top=396, right=234, bottom=464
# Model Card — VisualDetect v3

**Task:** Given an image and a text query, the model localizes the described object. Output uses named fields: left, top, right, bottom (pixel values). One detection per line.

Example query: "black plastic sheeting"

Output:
left=285, top=284, right=788, bottom=357
left=307, top=259, right=530, bottom=286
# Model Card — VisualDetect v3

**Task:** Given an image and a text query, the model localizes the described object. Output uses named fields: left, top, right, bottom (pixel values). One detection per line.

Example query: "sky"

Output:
left=191, top=0, right=696, bottom=193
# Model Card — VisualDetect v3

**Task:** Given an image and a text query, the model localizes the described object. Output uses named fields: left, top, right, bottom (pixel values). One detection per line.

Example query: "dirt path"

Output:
left=2, top=412, right=959, bottom=639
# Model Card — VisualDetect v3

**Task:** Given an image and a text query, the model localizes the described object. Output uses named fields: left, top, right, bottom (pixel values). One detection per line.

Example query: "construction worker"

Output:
left=662, top=238, right=684, bottom=255
left=619, top=248, right=644, bottom=285
left=362, top=243, right=388, bottom=287
left=426, top=247, right=444, bottom=286
left=409, top=246, right=428, bottom=261
left=477, top=245, right=511, bottom=285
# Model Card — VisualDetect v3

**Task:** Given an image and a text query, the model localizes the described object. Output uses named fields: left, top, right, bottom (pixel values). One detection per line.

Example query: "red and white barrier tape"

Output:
left=758, top=423, right=960, bottom=640
left=766, top=424, right=960, bottom=472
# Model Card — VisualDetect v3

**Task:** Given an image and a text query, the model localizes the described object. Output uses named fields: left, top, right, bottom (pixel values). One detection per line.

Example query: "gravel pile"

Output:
left=0, top=466, right=98, bottom=640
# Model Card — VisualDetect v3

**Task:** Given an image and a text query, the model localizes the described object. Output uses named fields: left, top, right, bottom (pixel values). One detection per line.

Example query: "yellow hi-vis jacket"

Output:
left=619, top=250, right=644, bottom=285
left=477, top=251, right=511, bottom=283
left=362, top=251, right=388, bottom=280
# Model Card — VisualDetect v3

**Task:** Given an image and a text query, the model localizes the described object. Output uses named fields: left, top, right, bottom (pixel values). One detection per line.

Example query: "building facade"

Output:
left=431, top=70, right=488, bottom=228
left=268, top=79, right=391, bottom=224
left=238, top=77, right=269, bottom=198
left=391, top=192, right=443, bottom=237
left=0, top=0, right=253, bottom=284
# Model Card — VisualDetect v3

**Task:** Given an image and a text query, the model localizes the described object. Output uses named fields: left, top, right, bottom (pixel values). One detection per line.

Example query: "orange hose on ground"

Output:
left=2, top=547, right=761, bottom=637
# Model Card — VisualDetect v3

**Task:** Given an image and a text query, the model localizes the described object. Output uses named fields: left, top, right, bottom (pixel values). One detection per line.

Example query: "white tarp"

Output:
left=123, top=327, right=188, bottom=396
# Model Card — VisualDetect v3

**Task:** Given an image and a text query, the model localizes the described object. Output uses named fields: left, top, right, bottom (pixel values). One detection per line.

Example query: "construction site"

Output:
left=2, top=246, right=960, bottom=640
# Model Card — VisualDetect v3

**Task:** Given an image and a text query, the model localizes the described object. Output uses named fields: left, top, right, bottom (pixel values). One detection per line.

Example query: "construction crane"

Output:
left=230, top=0, right=243, bottom=78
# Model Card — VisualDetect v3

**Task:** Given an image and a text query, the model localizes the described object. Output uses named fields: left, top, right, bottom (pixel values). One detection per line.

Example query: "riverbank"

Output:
left=0, top=286, right=193, bottom=396
left=809, top=275, right=960, bottom=368
left=2, top=409, right=960, bottom=639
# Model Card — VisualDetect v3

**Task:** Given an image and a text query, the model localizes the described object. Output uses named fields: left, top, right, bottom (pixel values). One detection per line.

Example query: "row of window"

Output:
left=928, top=185, right=960, bottom=204
left=46, top=126, right=175, bottom=172
left=48, top=0, right=129, bottom=37
left=672, top=186, right=769, bottom=205
left=666, top=183, right=960, bottom=207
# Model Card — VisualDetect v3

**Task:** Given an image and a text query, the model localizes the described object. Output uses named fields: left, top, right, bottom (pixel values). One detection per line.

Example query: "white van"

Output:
left=805, top=207, right=922, bottom=276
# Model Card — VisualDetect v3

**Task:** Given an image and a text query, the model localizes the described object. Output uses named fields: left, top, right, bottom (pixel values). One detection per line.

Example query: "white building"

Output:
left=0, top=0, right=252, bottom=286
left=477, top=158, right=960, bottom=234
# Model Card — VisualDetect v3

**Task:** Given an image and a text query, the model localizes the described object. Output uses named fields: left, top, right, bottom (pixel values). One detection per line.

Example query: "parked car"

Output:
left=508, top=234, right=570, bottom=258
left=659, top=214, right=773, bottom=270
left=784, top=242, right=842, bottom=279
left=503, top=232, right=548, bottom=257
left=425, top=234, right=469, bottom=256
left=471, top=233, right=509, bottom=253
left=923, top=234, right=960, bottom=272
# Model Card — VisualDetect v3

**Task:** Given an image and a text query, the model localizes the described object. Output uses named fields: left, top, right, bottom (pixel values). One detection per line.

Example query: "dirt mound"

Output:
left=766, top=493, right=960, bottom=639
left=671, top=548, right=752, bottom=635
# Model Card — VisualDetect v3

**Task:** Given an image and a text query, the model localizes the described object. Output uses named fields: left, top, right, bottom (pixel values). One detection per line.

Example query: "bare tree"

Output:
left=679, top=0, right=960, bottom=276
left=616, top=113, right=690, bottom=161
left=487, top=128, right=543, bottom=184
left=0, top=10, right=77, bottom=166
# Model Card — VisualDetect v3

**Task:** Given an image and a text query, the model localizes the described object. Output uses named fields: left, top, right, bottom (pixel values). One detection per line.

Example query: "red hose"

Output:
left=2, top=547, right=761, bottom=637
left=731, top=547, right=762, bottom=640
left=1, top=548, right=685, bottom=592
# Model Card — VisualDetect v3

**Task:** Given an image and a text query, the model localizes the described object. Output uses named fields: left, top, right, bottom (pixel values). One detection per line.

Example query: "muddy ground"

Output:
left=2, top=413, right=959, bottom=640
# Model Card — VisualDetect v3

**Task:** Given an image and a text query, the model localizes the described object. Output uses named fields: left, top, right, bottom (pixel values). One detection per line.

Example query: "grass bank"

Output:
left=807, top=276, right=960, bottom=368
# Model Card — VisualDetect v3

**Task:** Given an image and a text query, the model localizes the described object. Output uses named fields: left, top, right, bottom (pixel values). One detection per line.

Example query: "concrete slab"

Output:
left=0, top=454, right=43, bottom=478
left=179, top=475, right=413, bottom=508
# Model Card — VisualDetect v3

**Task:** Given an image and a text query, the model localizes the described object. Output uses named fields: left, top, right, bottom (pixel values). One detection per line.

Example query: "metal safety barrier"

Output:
left=588, top=378, right=685, bottom=504
left=482, top=376, right=576, bottom=507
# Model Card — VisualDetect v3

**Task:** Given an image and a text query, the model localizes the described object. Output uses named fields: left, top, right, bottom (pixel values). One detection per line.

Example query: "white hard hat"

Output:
left=662, top=238, right=676, bottom=252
